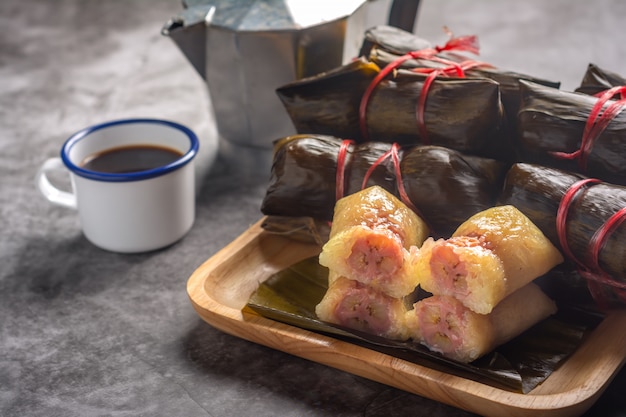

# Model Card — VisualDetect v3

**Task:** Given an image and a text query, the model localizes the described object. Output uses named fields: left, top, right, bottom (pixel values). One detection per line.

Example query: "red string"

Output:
left=417, top=59, right=495, bottom=145
left=435, top=27, right=480, bottom=55
left=411, top=59, right=493, bottom=77
left=551, top=86, right=626, bottom=172
left=360, top=144, right=395, bottom=190
left=578, top=207, right=626, bottom=308
left=415, top=70, right=440, bottom=143
left=359, top=49, right=436, bottom=140
left=358, top=142, right=430, bottom=232
left=556, top=178, right=626, bottom=307
left=588, top=207, right=626, bottom=273
left=411, top=57, right=465, bottom=142
left=335, top=140, right=354, bottom=201
left=388, top=146, right=422, bottom=218
left=555, top=179, right=600, bottom=269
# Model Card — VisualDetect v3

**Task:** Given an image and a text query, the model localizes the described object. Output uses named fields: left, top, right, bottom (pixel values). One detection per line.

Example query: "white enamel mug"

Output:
left=36, top=118, right=199, bottom=253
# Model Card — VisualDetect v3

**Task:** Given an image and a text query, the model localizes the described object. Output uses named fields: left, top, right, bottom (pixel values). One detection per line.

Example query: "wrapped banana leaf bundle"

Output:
left=260, top=134, right=508, bottom=238
left=360, top=25, right=561, bottom=135
left=516, top=80, right=626, bottom=185
left=275, top=57, right=507, bottom=159
left=575, top=63, right=626, bottom=96
left=498, top=162, right=626, bottom=308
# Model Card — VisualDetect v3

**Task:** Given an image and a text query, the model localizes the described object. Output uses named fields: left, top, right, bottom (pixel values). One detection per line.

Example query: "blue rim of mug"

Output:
left=61, top=118, right=199, bottom=182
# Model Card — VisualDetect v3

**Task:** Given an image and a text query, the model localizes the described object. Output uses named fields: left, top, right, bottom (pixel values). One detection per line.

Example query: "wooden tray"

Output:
left=187, top=218, right=626, bottom=417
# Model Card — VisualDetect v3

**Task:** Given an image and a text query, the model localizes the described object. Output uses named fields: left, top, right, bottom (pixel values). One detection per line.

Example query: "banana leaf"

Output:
left=260, top=216, right=330, bottom=246
left=260, top=135, right=508, bottom=238
left=535, top=264, right=604, bottom=312
left=275, top=58, right=506, bottom=158
left=516, top=80, right=626, bottom=185
left=247, top=257, right=599, bottom=394
left=401, top=145, right=506, bottom=237
left=358, top=25, right=432, bottom=57
left=499, top=163, right=626, bottom=307
left=575, top=63, right=626, bottom=96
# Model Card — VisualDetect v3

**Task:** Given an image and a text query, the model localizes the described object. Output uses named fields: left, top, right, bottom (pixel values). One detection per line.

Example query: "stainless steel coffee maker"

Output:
left=163, top=0, right=419, bottom=173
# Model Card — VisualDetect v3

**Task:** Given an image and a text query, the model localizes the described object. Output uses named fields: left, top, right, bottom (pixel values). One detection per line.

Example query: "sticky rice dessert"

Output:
left=315, top=276, right=410, bottom=341
left=405, top=283, right=557, bottom=363
left=415, top=205, right=563, bottom=314
left=319, top=185, right=428, bottom=298
left=320, top=226, right=421, bottom=298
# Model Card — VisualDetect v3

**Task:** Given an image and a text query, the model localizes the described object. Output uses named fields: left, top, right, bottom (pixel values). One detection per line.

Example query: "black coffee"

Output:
left=81, top=145, right=183, bottom=174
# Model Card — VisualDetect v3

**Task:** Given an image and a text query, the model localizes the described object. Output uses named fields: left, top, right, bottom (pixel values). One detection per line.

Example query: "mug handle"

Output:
left=36, top=157, right=77, bottom=209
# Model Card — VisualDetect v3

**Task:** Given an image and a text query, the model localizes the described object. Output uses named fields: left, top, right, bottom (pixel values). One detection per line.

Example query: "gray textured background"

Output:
left=2, top=0, right=625, bottom=416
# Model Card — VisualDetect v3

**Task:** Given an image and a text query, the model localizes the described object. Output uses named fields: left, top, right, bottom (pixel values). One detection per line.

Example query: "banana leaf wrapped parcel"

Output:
left=516, top=80, right=626, bottom=185
left=275, top=58, right=507, bottom=159
left=361, top=25, right=561, bottom=135
left=499, top=162, right=626, bottom=308
left=260, top=134, right=508, bottom=238
left=575, top=63, right=626, bottom=96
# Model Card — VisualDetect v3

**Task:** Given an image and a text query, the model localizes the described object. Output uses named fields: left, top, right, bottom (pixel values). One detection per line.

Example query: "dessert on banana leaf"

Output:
left=248, top=256, right=592, bottom=392
left=516, top=80, right=626, bottom=185
left=575, top=63, right=626, bottom=96
left=319, top=186, right=428, bottom=298
left=499, top=163, right=626, bottom=307
left=415, top=205, right=564, bottom=314
left=316, top=186, right=424, bottom=336
left=315, top=276, right=410, bottom=341
left=260, top=135, right=508, bottom=238
left=405, top=283, right=557, bottom=363
left=275, top=57, right=506, bottom=157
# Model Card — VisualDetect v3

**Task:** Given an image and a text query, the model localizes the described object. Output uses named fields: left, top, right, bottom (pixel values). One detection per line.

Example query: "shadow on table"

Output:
left=181, top=316, right=626, bottom=417
left=180, top=319, right=478, bottom=417
left=7, top=234, right=163, bottom=299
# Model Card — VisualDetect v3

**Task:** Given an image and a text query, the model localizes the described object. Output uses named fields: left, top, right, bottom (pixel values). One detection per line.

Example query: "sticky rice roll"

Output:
left=320, top=225, right=420, bottom=298
left=406, top=283, right=557, bottom=363
left=315, top=276, right=410, bottom=341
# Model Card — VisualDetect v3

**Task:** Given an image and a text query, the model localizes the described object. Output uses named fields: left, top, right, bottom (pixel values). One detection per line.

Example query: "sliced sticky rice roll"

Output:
left=416, top=205, right=563, bottom=314
left=315, top=276, right=410, bottom=341
left=320, top=225, right=420, bottom=298
left=320, top=185, right=428, bottom=298
left=405, top=283, right=557, bottom=363
left=413, top=235, right=507, bottom=314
